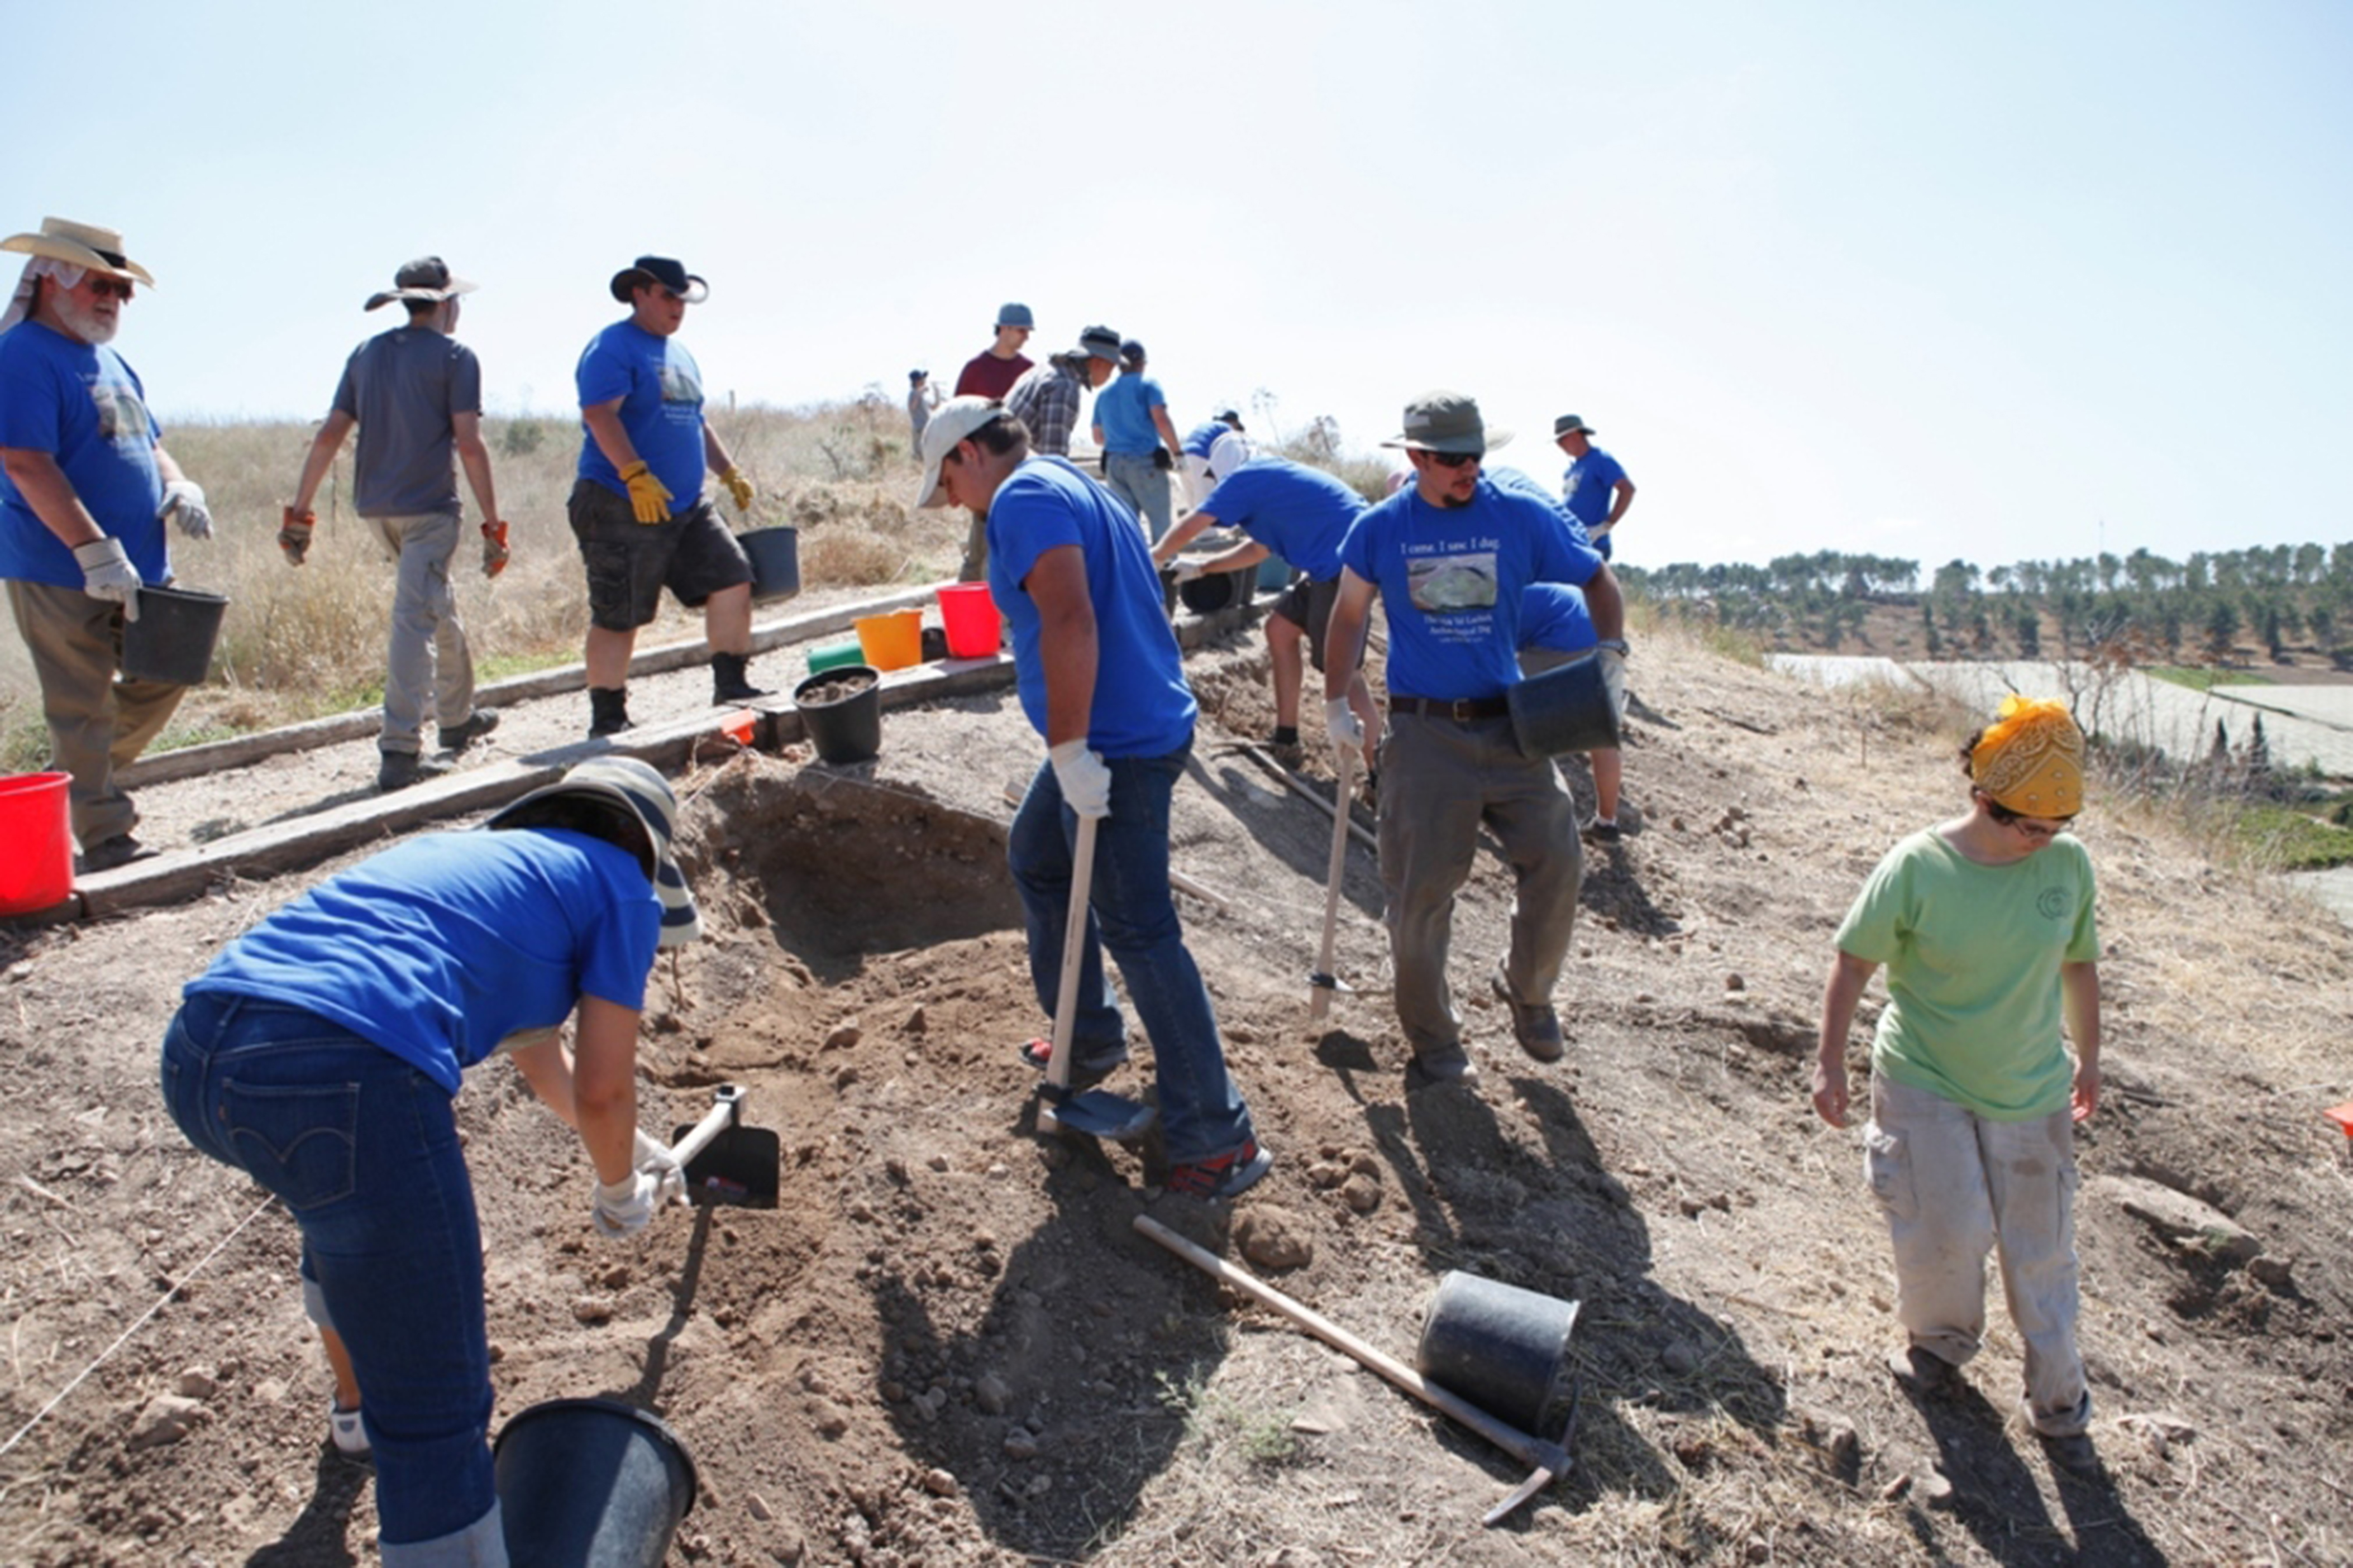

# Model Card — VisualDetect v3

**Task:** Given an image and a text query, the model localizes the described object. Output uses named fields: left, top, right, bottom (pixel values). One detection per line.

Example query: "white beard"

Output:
left=50, top=293, right=118, bottom=345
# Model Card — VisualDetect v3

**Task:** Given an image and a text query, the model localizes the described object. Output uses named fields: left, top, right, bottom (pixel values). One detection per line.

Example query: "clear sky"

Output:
left=7, top=0, right=2349, bottom=572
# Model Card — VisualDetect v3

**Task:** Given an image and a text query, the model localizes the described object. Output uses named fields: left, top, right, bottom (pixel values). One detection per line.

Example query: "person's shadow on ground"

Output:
left=244, top=1441, right=368, bottom=1567
left=1908, top=1385, right=2165, bottom=1566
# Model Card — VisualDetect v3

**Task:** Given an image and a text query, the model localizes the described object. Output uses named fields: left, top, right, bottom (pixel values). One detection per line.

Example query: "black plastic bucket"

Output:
left=121, top=584, right=227, bottom=686
left=493, top=1397, right=697, bottom=1568
left=1507, top=653, right=1620, bottom=758
left=738, top=526, right=800, bottom=603
left=1415, top=1271, right=1582, bottom=1443
left=793, top=666, right=881, bottom=765
left=1178, top=567, right=1254, bottom=615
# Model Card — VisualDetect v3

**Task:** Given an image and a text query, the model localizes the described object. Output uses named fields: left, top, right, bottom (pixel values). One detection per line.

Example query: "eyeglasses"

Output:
left=1986, top=799, right=2074, bottom=840
left=1426, top=450, right=1481, bottom=469
left=87, top=277, right=135, bottom=301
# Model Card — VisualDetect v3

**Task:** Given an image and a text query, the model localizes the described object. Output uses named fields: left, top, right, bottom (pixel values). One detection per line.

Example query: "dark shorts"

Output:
left=1272, top=574, right=1344, bottom=673
left=567, top=479, right=752, bottom=632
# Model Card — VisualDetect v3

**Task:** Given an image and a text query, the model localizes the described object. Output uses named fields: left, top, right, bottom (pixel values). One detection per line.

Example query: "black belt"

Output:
left=1390, top=694, right=1511, bottom=721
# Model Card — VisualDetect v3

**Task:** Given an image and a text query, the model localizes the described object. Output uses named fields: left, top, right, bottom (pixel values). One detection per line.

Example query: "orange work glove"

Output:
left=279, top=506, right=316, bottom=566
left=481, top=519, right=510, bottom=578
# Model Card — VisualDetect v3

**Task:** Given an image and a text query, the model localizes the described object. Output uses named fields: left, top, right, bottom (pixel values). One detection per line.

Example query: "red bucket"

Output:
left=937, top=582, right=1001, bottom=659
left=0, top=772, right=73, bottom=914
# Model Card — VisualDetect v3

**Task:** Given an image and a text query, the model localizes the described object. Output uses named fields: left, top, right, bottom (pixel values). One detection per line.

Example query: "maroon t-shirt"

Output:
left=954, top=351, right=1033, bottom=400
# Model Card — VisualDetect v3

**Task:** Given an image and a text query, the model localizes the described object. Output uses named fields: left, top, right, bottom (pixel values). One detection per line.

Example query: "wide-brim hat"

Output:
left=1076, top=324, right=1124, bottom=363
left=1553, top=414, right=1597, bottom=439
left=1381, top=389, right=1510, bottom=456
left=913, top=396, right=1011, bottom=510
left=610, top=255, right=709, bottom=305
left=487, top=757, right=701, bottom=948
left=1, top=217, right=154, bottom=286
left=364, top=255, right=478, bottom=312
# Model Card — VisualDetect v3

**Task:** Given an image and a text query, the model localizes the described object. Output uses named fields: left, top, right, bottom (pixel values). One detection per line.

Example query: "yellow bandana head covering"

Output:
left=1969, top=696, right=2083, bottom=817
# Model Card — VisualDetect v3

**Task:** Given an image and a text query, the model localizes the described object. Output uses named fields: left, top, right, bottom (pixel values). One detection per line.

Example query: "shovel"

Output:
left=668, top=1084, right=780, bottom=1208
left=1037, top=813, right=1157, bottom=1141
left=1308, top=747, right=1358, bottom=1022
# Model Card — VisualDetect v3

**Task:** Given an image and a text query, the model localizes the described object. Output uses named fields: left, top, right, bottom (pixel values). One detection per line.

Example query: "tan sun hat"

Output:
left=364, top=255, right=478, bottom=312
left=0, top=217, right=155, bottom=286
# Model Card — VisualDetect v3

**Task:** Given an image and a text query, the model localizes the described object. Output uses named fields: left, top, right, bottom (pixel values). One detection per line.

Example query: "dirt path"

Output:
left=2, top=627, right=2349, bottom=1566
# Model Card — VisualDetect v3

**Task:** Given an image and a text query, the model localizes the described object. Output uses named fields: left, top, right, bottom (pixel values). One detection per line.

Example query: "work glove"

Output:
left=631, top=1129, right=687, bottom=1207
left=1325, top=696, right=1365, bottom=753
left=157, top=479, right=213, bottom=541
left=719, top=465, right=756, bottom=514
left=617, top=460, right=673, bottom=525
left=1152, top=447, right=1175, bottom=472
left=73, top=538, right=142, bottom=619
left=480, top=519, right=510, bottom=578
left=279, top=506, right=316, bottom=566
left=590, top=1170, right=662, bottom=1239
left=1170, top=560, right=1206, bottom=585
left=1048, top=738, right=1113, bottom=820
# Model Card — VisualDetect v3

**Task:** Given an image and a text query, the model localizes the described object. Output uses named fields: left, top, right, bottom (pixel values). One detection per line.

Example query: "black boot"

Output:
left=588, top=686, right=632, bottom=738
left=712, top=652, right=770, bottom=702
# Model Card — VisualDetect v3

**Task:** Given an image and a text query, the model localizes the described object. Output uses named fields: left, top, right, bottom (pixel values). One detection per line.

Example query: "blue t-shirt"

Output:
left=575, top=320, right=707, bottom=504
left=185, top=829, right=661, bottom=1096
left=1092, top=372, right=1167, bottom=455
left=1563, top=446, right=1628, bottom=559
left=1180, top=419, right=1232, bottom=458
left=987, top=456, right=1196, bottom=758
left=1337, top=475, right=1605, bottom=702
left=1519, top=583, right=1597, bottom=654
left=1487, top=465, right=1593, bottom=546
left=1196, top=457, right=1362, bottom=582
left=0, top=322, right=166, bottom=589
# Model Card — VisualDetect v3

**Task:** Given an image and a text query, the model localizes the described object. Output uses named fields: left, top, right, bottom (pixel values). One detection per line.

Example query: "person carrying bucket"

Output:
left=915, top=396, right=1272, bottom=1200
left=160, top=757, right=701, bottom=1564
left=1813, top=697, right=2106, bottom=1475
left=0, top=217, right=217, bottom=873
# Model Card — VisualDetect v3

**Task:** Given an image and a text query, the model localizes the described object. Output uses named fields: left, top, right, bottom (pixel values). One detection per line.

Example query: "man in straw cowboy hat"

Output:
left=1814, top=695, right=2105, bottom=1474
left=283, top=257, right=508, bottom=792
left=1320, top=391, right=1626, bottom=1092
left=0, top=217, right=216, bottom=872
left=570, top=255, right=766, bottom=738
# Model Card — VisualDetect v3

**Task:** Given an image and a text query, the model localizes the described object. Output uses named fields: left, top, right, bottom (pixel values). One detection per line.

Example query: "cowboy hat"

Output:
left=364, top=255, right=478, bottom=312
left=609, top=255, right=709, bottom=305
left=1, top=217, right=154, bottom=286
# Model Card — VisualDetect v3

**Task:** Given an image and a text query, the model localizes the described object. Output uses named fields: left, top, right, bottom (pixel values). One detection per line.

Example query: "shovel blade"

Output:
left=1041, top=1088, right=1158, bottom=1142
left=670, top=1121, right=782, bottom=1208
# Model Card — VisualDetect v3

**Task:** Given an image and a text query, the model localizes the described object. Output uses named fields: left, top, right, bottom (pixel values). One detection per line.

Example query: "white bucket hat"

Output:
left=488, top=757, right=701, bottom=948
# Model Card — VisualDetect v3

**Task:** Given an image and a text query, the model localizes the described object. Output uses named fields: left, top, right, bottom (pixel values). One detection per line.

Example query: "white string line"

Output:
left=0, top=1192, right=275, bottom=1462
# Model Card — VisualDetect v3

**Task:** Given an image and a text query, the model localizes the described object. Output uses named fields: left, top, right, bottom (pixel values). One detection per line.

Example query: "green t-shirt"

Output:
left=1835, top=829, right=2100, bottom=1120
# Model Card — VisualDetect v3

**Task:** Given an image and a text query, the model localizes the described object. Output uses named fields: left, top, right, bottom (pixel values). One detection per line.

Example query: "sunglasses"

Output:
left=1985, top=798, right=2075, bottom=839
left=1426, top=450, right=1481, bottom=469
left=87, top=277, right=135, bottom=301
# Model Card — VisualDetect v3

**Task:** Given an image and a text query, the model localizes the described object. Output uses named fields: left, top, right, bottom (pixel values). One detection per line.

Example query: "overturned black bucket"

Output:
left=493, top=1397, right=697, bottom=1568
left=793, top=665, right=881, bottom=765
left=737, top=526, right=800, bottom=603
left=121, top=584, right=227, bottom=686
left=1507, top=652, right=1620, bottom=759
left=1178, top=567, right=1255, bottom=615
left=1415, top=1271, right=1582, bottom=1444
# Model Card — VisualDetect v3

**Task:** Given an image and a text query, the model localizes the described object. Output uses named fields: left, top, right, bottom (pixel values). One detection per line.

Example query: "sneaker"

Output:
left=1886, top=1344, right=1965, bottom=1398
left=1404, top=1044, right=1479, bottom=1093
left=1019, top=1036, right=1130, bottom=1086
left=2039, top=1430, right=2102, bottom=1479
left=1490, top=966, right=1566, bottom=1063
left=438, top=710, right=500, bottom=750
left=1264, top=735, right=1305, bottom=770
left=1165, top=1139, right=1272, bottom=1201
left=376, top=751, right=451, bottom=792
left=79, top=833, right=159, bottom=873
left=1581, top=816, right=1622, bottom=844
left=329, top=1402, right=370, bottom=1459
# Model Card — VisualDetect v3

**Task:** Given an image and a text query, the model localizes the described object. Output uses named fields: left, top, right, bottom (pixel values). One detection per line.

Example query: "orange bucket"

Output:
left=854, top=608, right=923, bottom=672
left=0, top=772, right=73, bottom=914
left=937, top=582, right=1001, bottom=658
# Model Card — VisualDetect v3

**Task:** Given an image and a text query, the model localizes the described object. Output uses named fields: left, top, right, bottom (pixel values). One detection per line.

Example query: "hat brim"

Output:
left=364, top=276, right=478, bottom=312
left=610, top=269, right=710, bottom=305
left=488, top=760, right=701, bottom=948
left=1381, top=427, right=1514, bottom=455
left=1553, top=424, right=1596, bottom=440
left=1, top=233, right=155, bottom=288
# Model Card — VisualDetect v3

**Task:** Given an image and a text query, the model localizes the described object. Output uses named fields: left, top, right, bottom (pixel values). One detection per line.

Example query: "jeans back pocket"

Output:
left=221, top=1081, right=360, bottom=1211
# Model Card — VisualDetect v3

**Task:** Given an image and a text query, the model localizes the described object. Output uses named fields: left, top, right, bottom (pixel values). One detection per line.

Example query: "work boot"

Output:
left=711, top=652, right=770, bottom=702
left=588, top=687, right=632, bottom=738
left=79, top=833, right=159, bottom=874
left=438, top=710, right=500, bottom=751
left=1404, top=1043, right=1479, bottom=1093
left=1265, top=726, right=1304, bottom=769
left=1490, top=965, right=1567, bottom=1063
left=378, top=750, right=450, bottom=792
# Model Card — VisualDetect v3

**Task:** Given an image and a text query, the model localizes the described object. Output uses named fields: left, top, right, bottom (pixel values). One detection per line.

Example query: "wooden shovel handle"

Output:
left=1309, top=748, right=1356, bottom=1023
left=1044, top=814, right=1100, bottom=1095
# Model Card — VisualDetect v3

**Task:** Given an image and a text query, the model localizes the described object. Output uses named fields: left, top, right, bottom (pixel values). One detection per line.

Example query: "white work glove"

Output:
left=1048, top=738, right=1113, bottom=820
left=158, top=480, right=213, bottom=540
left=631, top=1129, right=687, bottom=1207
left=1325, top=696, right=1365, bottom=753
left=1169, top=559, right=1205, bottom=584
left=590, top=1171, right=662, bottom=1239
left=73, top=538, right=142, bottom=619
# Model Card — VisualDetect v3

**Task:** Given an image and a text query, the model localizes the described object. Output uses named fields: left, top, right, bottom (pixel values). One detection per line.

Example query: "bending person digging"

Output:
left=915, top=396, right=1272, bottom=1201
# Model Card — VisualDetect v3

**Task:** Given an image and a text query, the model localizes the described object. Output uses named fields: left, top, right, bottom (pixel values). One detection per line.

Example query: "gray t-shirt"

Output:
left=331, top=327, right=483, bottom=516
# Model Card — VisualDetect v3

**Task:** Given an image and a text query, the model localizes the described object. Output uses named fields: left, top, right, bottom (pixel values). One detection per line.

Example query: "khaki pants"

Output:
left=365, top=510, right=475, bottom=755
left=1377, top=711, right=1584, bottom=1058
left=6, top=577, right=186, bottom=848
left=1867, top=1073, right=2091, bottom=1436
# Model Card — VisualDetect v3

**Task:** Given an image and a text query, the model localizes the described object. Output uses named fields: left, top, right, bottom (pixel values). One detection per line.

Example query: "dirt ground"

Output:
left=2, top=619, right=2350, bottom=1567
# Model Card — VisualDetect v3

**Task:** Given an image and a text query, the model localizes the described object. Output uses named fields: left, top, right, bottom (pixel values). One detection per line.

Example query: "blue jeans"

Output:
left=160, top=994, right=500, bottom=1560
left=1009, top=747, right=1254, bottom=1163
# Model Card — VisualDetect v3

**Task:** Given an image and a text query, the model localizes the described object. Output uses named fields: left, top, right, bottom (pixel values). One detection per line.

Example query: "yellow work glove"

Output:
left=719, top=465, right=755, bottom=514
left=617, top=460, right=673, bottom=525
